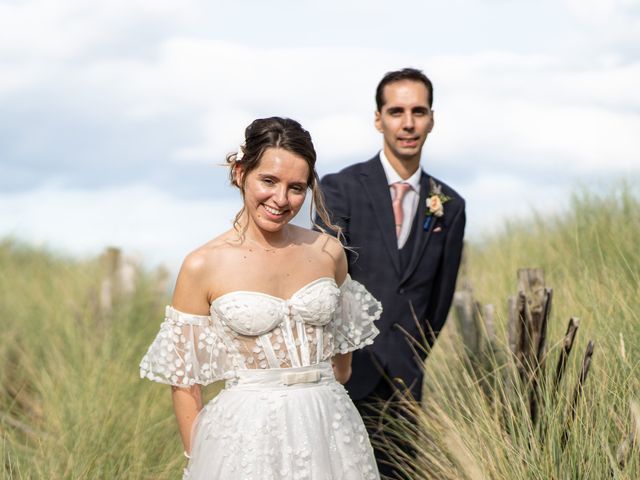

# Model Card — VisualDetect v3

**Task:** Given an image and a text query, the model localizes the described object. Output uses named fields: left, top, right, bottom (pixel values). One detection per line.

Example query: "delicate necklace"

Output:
left=243, top=233, right=293, bottom=253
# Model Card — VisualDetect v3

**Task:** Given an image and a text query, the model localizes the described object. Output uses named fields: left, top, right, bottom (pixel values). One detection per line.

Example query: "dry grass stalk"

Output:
left=0, top=412, right=49, bottom=441
left=616, top=400, right=640, bottom=469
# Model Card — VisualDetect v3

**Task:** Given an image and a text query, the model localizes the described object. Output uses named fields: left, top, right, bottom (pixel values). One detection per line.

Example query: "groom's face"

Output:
left=375, top=80, right=434, bottom=164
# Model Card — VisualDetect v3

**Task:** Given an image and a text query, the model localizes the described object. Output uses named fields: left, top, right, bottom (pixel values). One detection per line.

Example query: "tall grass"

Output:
left=383, top=185, right=640, bottom=479
left=1, top=184, right=638, bottom=479
left=0, top=241, right=189, bottom=478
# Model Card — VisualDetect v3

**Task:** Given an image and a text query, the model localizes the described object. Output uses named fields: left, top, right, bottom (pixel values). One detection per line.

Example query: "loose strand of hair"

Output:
left=310, top=178, right=346, bottom=245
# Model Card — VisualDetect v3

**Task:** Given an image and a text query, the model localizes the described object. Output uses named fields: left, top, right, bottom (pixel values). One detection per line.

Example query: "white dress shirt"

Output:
left=379, top=150, right=422, bottom=248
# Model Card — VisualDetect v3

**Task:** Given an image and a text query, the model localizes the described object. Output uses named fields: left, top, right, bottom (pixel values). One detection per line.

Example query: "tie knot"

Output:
left=391, top=182, right=411, bottom=202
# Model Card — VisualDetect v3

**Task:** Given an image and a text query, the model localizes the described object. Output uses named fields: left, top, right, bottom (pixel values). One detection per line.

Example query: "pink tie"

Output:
left=391, top=182, right=412, bottom=238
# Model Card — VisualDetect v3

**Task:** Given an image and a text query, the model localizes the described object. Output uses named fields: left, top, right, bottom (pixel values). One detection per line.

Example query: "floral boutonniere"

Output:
left=424, top=179, right=451, bottom=231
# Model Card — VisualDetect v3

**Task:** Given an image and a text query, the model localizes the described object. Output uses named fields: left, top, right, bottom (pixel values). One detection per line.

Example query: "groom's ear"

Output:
left=374, top=110, right=382, bottom=133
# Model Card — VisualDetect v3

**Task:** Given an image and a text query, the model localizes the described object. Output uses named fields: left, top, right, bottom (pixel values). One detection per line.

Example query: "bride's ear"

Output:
left=233, top=164, right=244, bottom=188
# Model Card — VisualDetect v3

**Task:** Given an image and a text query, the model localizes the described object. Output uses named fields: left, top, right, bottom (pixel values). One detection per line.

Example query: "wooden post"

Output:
left=99, top=247, right=122, bottom=313
left=512, top=290, right=532, bottom=386
left=483, top=304, right=495, bottom=343
left=561, top=340, right=595, bottom=449
left=514, top=269, right=547, bottom=380
left=508, top=269, right=554, bottom=426
left=530, top=288, right=552, bottom=426
left=536, top=288, right=552, bottom=367
left=508, top=295, right=518, bottom=357
left=517, top=268, right=547, bottom=356
left=453, top=287, right=480, bottom=356
left=553, top=318, right=580, bottom=392
left=98, top=247, right=139, bottom=315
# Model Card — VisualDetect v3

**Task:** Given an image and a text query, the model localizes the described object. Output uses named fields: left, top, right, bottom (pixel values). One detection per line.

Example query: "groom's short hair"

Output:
left=375, top=68, right=433, bottom=111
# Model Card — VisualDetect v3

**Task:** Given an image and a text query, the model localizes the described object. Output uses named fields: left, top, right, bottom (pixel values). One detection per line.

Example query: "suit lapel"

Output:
left=359, top=157, right=401, bottom=275
left=400, top=172, right=435, bottom=284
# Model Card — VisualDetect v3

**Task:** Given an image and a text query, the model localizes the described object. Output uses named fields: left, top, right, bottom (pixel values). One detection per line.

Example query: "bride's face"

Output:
left=238, top=147, right=310, bottom=233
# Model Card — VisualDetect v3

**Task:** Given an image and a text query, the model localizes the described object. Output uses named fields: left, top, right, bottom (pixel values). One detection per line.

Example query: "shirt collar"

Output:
left=379, top=149, right=422, bottom=191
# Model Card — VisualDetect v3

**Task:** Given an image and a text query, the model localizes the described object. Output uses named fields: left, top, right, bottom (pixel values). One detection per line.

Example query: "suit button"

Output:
left=398, top=288, right=405, bottom=294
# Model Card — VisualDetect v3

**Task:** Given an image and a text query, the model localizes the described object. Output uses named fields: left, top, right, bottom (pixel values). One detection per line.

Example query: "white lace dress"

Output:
left=140, top=275, right=382, bottom=480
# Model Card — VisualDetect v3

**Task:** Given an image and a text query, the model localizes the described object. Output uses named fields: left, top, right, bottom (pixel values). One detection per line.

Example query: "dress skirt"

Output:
left=184, top=362, right=380, bottom=480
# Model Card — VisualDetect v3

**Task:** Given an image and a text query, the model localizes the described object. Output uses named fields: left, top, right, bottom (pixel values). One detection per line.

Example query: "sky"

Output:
left=1, top=0, right=639, bottom=271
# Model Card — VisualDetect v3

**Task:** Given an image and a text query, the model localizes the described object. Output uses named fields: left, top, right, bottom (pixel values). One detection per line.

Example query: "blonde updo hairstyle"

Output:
left=226, top=117, right=341, bottom=240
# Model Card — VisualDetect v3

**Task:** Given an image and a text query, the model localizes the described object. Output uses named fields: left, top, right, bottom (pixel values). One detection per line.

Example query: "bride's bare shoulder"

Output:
left=291, top=227, right=346, bottom=281
left=179, top=229, right=242, bottom=277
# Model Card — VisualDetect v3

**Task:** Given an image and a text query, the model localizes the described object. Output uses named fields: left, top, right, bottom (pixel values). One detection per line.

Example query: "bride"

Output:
left=140, top=117, right=382, bottom=479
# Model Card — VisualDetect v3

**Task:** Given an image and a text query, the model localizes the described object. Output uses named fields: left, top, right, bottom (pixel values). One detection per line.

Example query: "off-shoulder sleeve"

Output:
left=331, top=275, right=382, bottom=355
left=139, top=306, right=228, bottom=387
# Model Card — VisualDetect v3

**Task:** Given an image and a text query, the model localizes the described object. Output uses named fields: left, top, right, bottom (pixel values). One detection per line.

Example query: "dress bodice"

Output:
left=140, top=275, right=382, bottom=387
left=211, top=277, right=340, bottom=336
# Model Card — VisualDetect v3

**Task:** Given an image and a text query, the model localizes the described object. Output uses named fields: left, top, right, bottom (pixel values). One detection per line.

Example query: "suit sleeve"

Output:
left=424, top=199, right=466, bottom=342
left=317, top=173, right=351, bottom=243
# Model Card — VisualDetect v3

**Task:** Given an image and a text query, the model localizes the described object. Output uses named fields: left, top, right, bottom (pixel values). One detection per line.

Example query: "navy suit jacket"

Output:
left=319, top=155, right=466, bottom=401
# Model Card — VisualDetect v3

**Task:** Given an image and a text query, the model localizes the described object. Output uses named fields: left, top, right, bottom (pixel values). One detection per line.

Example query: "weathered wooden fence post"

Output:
left=453, top=284, right=497, bottom=369
left=553, top=317, right=580, bottom=392
left=561, top=340, right=595, bottom=449
left=508, top=268, right=553, bottom=426
left=454, top=267, right=603, bottom=455
left=453, top=284, right=482, bottom=358
left=99, top=246, right=139, bottom=314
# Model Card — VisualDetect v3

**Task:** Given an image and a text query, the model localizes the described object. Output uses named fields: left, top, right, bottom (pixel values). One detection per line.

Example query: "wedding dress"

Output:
left=140, top=275, right=382, bottom=480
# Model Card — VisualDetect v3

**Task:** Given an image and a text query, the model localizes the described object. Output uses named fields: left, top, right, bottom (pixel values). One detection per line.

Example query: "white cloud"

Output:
left=308, top=112, right=380, bottom=165
left=428, top=53, right=640, bottom=176
left=172, top=108, right=255, bottom=164
left=4, top=1, right=638, bottom=180
left=0, top=0, right=204, bottom=61
left=68, top=42, right=640, bottom=177
left=431, top=95, right=640, bottom=174
left=564, top=0, right=640, bottom=54
left=565, top=0, right=640, bottom=21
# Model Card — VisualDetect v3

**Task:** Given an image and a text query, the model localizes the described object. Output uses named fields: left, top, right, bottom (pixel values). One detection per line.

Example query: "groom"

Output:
left=319, top=68, right=465, bottom=477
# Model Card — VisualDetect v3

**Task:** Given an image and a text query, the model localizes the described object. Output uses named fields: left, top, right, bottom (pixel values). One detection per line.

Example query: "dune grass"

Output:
left=0, top=241, right=191, bottom=478
left=1, top=184, right=638, bottom=479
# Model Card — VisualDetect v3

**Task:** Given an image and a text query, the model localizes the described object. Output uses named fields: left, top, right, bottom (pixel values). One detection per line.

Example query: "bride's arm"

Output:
left=332, top=352, right=353, bottom=384
left=170, top=249, right=212, bottom=454
left=172, top=385, right=202, bottom=455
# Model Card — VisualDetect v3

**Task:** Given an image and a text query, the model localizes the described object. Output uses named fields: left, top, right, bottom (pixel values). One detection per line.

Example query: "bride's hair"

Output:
left=226, top=116, right=342, bottom=241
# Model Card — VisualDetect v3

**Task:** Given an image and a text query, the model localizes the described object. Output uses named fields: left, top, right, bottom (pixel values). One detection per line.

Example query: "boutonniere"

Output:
left=423, top=179, right=451, bottom=231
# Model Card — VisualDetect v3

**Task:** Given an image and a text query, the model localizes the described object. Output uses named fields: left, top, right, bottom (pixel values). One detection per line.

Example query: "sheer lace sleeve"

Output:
left=331, top=276, right=382, bottom=355
left=139, top=306, right=229, bottom=387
